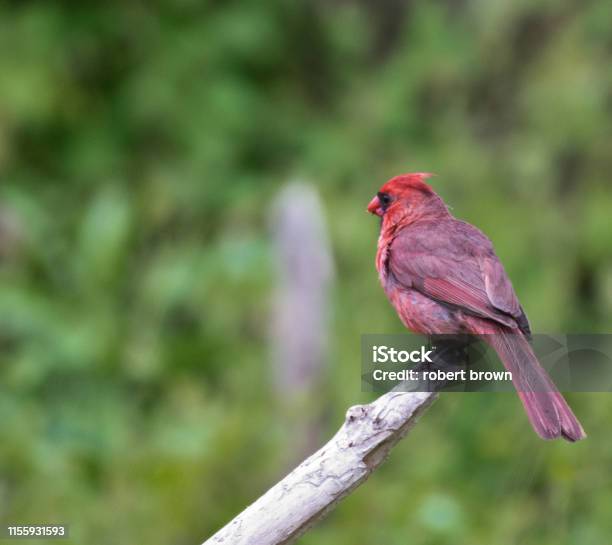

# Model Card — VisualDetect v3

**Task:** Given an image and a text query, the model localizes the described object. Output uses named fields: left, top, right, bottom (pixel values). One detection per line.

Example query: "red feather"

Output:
left=369, top=173, right=585, bottom=441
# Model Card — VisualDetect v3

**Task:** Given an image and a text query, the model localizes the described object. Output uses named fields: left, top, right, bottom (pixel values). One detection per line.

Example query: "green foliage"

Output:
left=0, top=1, right=611, bottom=543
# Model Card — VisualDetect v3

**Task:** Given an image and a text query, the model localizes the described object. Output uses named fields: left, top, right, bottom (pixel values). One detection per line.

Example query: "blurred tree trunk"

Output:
left=270, top=182, right=334, bottom=461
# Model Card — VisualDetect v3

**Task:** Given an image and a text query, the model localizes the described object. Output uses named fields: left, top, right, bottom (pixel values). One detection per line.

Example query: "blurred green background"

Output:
left=1, top=0, right=612, bottom=544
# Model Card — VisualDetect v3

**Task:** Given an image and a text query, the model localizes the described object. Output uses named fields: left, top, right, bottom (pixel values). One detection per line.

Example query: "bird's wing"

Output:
left=389, top=219, right=530, bottom=334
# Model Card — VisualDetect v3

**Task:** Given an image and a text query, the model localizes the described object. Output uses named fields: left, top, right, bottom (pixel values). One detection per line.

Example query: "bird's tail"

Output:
left=484, top=330, right=586, bottom=442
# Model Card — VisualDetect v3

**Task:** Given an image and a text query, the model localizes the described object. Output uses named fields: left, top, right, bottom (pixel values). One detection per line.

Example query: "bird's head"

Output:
left=367, top=173, right=448, bottom=228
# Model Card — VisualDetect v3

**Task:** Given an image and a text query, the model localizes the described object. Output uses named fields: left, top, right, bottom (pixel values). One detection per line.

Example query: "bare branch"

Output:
left=202, top=390, right=437, bottom=545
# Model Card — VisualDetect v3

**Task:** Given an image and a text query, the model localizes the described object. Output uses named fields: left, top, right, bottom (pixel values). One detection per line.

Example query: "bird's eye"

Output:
left=377, top=192, right=393, bottom=210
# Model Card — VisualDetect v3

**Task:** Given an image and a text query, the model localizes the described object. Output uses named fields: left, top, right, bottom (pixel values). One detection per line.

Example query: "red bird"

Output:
left=368, top=173, right=585, bottom=441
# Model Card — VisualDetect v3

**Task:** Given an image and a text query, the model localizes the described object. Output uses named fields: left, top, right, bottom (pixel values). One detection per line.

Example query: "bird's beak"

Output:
left=367, top=195, right=383, bottom=217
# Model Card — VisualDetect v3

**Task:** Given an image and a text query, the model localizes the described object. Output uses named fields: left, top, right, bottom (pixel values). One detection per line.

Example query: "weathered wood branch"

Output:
left=202, top=390, right=437, bottom=545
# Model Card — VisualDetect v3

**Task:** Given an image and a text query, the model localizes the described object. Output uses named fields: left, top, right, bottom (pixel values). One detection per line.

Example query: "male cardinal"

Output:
left=368, top=173, right=585, bottom=441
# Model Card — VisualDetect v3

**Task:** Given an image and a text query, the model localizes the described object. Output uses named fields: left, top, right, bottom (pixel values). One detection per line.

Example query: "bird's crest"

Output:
left=382, top=173, right=435, bottom=195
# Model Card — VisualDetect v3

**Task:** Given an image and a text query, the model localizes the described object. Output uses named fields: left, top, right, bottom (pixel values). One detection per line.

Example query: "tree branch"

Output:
left=202, top=390, right=437, bottom=545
